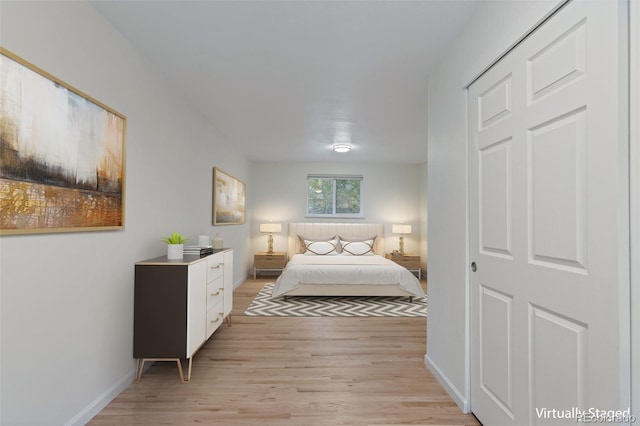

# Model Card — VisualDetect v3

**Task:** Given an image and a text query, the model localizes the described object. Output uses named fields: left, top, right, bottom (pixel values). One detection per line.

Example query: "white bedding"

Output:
left=271, top=254, right=425, bottom=298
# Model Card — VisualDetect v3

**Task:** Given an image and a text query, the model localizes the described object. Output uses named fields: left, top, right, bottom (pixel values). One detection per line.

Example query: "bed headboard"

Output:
left=287, top=223, right=385, bottom=259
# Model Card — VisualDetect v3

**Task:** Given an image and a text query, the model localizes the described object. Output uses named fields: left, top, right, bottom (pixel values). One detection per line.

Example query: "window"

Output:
left=307, top=175, right=363, bottom=218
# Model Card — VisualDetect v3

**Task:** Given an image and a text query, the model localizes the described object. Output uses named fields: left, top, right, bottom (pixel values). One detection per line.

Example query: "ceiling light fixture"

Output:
left=333, top=143, right=352, bottom=153
left=332, top=121, right=353, bottom=153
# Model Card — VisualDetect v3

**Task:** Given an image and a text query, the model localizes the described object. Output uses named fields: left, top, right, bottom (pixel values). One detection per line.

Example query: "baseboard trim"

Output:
left=234, top=274, right=247, bottom=289
left=424, top=353, right=470, bottom=413
left=64, top=369, right=135, bottom=426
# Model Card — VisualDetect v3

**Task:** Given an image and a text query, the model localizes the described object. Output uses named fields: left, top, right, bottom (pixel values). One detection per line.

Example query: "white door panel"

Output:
left=479, top=285, right=515, bottom=417
left=529, top=304, right=588, bottom=425
left=469, top=1, right=627, bottom=424
left=528, top=109, right=587, bottom=272
left=479, top=140, right=513, bottom=258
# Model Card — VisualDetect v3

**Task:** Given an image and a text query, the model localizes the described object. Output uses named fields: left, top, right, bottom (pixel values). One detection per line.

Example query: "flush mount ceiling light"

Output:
left=333, top=143, right=352, bottom=153
left=332, top=121, right=352, bottom=153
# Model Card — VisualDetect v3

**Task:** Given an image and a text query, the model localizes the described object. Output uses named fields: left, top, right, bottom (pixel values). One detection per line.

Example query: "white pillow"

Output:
left=303, top=238, right=340, bottom=255
left=298, top=234, right=338, bottom=253
left=340, top=239, right=375, bottom=256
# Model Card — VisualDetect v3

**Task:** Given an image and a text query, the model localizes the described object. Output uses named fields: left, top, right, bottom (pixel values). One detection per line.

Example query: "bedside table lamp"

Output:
left=260, top=223, right=282, bottom=254
left=392, top=224, right=411, bottom=255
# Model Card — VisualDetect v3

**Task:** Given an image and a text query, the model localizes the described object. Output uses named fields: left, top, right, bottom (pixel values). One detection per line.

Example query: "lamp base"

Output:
left=267, top=234, right=274, bottom=253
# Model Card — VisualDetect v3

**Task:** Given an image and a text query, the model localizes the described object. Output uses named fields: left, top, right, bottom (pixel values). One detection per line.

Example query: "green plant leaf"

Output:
left=161, top=232, right=189, bottom=244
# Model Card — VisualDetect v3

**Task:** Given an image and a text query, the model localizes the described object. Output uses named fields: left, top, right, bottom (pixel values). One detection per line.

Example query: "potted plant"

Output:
left=162, top=232, right=189, bottom=260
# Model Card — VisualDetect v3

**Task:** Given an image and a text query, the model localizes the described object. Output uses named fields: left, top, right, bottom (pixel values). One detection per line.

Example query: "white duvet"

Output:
left=271, top=254, right=425, bottom=298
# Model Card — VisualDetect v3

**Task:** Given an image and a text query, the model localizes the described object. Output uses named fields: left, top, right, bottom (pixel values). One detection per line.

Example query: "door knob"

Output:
left=471, top=262, right=477, bottom=272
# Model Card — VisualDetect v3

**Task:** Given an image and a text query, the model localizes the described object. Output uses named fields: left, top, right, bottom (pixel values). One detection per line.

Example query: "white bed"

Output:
left=271, top=223, right=425, bottom=300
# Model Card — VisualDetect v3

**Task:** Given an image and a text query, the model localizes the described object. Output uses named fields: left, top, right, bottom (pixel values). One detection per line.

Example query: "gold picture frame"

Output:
left=0, top=48, right=127, bottom=235
left=212, top=167, right=245, bottom=225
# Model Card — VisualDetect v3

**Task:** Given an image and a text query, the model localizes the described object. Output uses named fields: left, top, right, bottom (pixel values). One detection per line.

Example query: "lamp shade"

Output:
left=260, top=223, right=282, bottom=233
left=392, top=224, right=412, bottom=234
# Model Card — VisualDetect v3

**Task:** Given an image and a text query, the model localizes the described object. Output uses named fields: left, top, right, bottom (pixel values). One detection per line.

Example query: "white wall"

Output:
left=0, top=2, right=251, bottom=424
left=249, top=161, right=424, bottom=263
left=425, top=0, right=562, bottom=411
left=631, top=0, right=640, bottom=418
left=419, top=162, right=428, bottom=274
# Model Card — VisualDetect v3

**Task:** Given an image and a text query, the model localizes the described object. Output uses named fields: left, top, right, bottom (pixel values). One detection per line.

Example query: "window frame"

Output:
left=306, top=174, right=364, bottom=218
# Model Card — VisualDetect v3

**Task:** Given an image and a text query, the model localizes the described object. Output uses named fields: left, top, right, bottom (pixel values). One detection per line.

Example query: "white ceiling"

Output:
left=91, top=0, right=483, bottom=163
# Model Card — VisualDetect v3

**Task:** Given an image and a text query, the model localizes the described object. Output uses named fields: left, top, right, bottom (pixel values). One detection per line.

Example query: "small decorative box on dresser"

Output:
left=133, top=248, right=233, bottom=383
left=385, top=253, right=422, bottom=279
left=253, top=251, right=287, bottom=279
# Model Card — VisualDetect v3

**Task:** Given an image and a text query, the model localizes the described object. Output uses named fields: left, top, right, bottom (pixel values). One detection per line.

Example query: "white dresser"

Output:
left=133, top=248, right=233, bottom=383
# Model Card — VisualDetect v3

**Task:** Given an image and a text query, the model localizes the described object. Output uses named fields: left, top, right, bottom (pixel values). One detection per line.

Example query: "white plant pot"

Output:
left=167, top=244, right=184, bottom=260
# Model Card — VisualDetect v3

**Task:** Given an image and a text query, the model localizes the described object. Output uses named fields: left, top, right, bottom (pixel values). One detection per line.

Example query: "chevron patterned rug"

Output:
left=244, top=283, right=427, bottom=317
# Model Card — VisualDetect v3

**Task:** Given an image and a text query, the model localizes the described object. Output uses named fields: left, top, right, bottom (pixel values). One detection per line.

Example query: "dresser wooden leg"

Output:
left=134, top=358, right=192, bottom=383
left=176, top=358, right=192, bottom=384
left=133, top=358, right=145, bottom=383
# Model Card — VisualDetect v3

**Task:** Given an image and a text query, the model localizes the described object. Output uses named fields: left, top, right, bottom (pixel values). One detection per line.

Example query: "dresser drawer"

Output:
left=207, top=277, right=224, bottom=309
left=207, top=253, right=224, bottom=283
left=207, top=300, right=224, bottom=337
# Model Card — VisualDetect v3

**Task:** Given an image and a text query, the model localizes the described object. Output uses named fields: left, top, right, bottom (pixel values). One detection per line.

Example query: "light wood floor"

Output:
left=90, top=278, right=480, bottom=426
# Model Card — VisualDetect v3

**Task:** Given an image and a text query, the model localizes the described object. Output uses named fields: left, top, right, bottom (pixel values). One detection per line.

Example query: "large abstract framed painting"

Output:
left=213, top=167, right=245, bottom=225
left=0, top=48, right=126, bottom=235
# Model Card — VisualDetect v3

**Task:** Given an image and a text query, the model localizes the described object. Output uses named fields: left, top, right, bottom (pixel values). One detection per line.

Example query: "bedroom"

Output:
left=1, top=0, right=639, bottom=425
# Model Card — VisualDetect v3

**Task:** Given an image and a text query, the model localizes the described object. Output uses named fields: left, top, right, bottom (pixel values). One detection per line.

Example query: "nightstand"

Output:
left=254, top=252, right=287, bottom=279
left=385, top=253, right=421, bottom=279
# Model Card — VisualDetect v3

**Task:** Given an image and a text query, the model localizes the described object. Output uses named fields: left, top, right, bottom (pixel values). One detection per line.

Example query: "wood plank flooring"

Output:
left=90, top=278, right=480, bottom=426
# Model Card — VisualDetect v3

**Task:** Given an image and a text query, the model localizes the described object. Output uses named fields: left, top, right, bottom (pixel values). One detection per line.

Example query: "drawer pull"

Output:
left=210, top=291, right=220, bottom=296
left=210, top=265, right=221, bottom=270
left=218, top=312, right=224, bottom=317
left=219, top=288, right=224, bottom=292
left=210, top=318, right=220, bottom=323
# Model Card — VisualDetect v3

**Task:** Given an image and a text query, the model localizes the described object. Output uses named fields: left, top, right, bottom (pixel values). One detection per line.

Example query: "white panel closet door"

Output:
left=469, top=1, right=627, bottom=424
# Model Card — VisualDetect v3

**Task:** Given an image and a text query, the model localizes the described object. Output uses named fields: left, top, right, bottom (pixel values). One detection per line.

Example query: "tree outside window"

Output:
left=307, top=175, right=363, bottom=217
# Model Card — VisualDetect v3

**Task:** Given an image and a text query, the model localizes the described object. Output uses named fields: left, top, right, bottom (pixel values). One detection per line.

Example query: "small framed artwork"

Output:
left=213, top=167, right=245, bottom=225
left=0, top=48, right=127, bottom=235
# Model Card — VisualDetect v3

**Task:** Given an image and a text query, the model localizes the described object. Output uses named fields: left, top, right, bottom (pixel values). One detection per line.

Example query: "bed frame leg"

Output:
left=409, top=296, right=413, bottom=303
